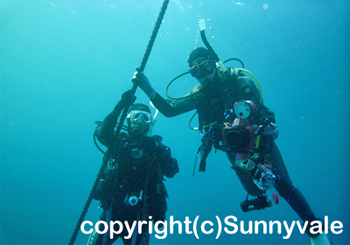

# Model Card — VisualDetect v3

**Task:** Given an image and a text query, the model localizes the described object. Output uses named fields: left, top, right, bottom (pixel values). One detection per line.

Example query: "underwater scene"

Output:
left=1, top=0, right=349, bottom=244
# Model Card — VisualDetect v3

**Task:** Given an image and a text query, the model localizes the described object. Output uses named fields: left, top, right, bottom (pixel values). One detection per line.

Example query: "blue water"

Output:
left=1, top=1, right=349, bottom=244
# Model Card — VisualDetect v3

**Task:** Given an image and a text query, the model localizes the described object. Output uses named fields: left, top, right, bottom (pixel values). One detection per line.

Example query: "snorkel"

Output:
left=199, top=19, right=263, bottom=103
left=199, top=19, right=228, bottom=73
left=165, top=19, right=228, bottom=100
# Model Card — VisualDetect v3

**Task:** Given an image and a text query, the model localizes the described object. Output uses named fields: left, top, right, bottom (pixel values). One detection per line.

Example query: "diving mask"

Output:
left=189, top=59, right=216, bottom=78
left=127, top=110, right=154, bottom=124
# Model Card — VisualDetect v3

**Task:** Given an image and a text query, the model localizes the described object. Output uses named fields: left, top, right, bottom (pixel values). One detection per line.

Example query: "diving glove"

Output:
left=120, top=89, right=136, bottom=107
left=132, top=67, right=156, bottom=99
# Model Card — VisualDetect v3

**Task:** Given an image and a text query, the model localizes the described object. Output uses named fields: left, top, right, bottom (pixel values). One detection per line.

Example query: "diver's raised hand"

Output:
left=132, top=67, right=156, bottom=99
left=120, top=89, right=136, bottom=107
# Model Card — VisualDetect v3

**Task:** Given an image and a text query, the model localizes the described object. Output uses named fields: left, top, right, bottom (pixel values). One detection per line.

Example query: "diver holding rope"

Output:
left=69, top=1, right=173, bottom=244
left=87, top=90, right=179, bottom=245
left=132, top=20, right=331, bottom=245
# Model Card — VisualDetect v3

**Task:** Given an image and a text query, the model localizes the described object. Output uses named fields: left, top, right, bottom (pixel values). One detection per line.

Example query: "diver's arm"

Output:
left=95, top=101, right=123, bottom=148
left=96, top=90, right=136, bottom=148
left=155, top=139, right=179, bottom=178
left=162, top=156, right=179, bottom=179
left=151, top=92, right=196, bottom=117
left=132, top=68, right=196, bottom=117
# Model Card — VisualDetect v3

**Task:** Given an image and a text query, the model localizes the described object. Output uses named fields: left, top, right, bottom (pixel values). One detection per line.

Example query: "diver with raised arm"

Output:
left=132, top=43, right=331, bottom=244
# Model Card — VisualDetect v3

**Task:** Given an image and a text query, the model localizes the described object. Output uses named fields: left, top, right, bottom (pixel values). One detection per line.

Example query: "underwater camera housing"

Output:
left=240, top=194, right=272, bottom=212
left=221, top=101, right=258, bottom=152
left=223, top=125, right=252, bottom=151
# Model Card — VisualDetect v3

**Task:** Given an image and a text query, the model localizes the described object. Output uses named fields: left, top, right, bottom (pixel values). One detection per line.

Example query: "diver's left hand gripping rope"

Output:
left=68, top=1, right=170, bottom=244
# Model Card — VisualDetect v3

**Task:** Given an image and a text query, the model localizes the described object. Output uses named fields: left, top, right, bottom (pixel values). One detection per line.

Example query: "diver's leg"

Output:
left=135, top=230, right=150, bottom=245
left=270, top=142, right=332, bottom=244
left=270, top=143, right=317, bottom=223
left=270, top=144, right=331, bottom=244
left=86, top=211, right=110, bottom=245
left=122, top=221, right=150, bottom=245
left=122, top=232, right=150, bottom=245
left=87, top=229, right=101, bottom=245
left=86, top=204, right=119, bottom=245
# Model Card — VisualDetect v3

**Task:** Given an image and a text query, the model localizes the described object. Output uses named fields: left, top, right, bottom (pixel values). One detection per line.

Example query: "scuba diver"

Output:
left=132, top=47, right=331, bottom=244
left=87, top=90, right=179, bottom=245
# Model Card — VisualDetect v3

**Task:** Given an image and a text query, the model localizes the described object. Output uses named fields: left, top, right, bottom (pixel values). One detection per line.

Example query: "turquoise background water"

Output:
left=1, top=1, right=349, bottom=244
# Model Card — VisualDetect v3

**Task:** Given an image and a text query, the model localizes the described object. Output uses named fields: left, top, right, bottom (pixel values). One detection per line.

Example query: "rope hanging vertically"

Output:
left=68, top=1, right=170, bottom=244
left=134, top=0, right=170, bottom=80
left=117, top=0, right=170, bottom=135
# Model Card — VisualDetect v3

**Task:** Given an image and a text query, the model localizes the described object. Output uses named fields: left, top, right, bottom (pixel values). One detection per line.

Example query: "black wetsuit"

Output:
left=150, top=69, right=317, bottom=229
left=88, top=101, right=179, bottom=245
